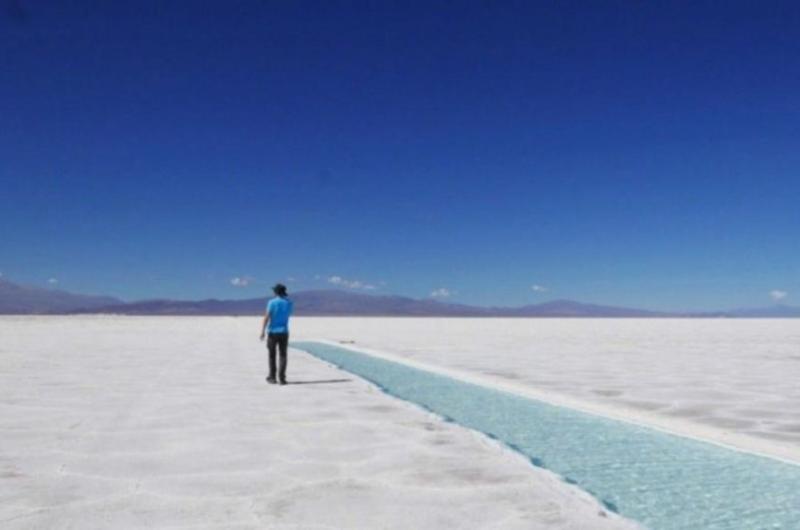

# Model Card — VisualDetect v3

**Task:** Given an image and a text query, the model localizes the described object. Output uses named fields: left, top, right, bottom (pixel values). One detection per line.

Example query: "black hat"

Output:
left=272, top=283, right=288, bottom=296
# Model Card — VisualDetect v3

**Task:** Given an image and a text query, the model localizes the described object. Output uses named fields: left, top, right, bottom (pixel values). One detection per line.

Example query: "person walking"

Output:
left=259, top=283, right=293, bottom=385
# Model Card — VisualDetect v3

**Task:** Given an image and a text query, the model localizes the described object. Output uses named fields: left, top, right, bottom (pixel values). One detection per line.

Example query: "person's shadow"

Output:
left=286, top=379, right=351, bottom=385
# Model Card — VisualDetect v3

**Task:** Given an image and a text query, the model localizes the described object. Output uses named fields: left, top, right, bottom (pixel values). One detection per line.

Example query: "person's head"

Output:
left=272, top=283, right=288, bottom=297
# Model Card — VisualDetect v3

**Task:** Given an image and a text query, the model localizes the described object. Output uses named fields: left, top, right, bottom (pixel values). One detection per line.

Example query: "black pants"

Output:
left=267, top=332, right=289, bottom=381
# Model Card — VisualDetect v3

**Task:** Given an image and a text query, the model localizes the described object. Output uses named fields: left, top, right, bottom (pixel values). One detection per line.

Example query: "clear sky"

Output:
left=2, top=1, right=799, bottom=310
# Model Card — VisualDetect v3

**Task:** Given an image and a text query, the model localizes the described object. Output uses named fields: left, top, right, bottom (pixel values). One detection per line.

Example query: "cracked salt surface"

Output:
left=1, top=316, right=635, bottom=529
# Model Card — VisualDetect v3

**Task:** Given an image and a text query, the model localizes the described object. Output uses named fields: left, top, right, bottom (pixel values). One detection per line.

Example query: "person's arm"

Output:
left=259, top=310, right=270, bottom=341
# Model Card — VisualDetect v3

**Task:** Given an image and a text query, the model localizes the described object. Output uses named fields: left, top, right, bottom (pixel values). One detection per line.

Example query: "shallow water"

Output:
left=295, top=341, right=800, bottom=530
left=292, top=317, right=800, bottom=455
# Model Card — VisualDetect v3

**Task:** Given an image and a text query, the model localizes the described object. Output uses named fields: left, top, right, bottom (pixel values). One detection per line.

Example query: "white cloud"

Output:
left=47, top=278, right=58, bottom=285
left=770, top=290, right=788, bottom=302
left=531, top=284, right=548, bottom=293
left=328, top=275, right=376, bottom=290
left=230, top=276, right=252, bottom=287
left=430, top=288, right=451, bottom=298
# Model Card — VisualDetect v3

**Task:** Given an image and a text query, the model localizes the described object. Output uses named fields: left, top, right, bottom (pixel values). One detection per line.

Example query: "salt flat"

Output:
left=294, top=317, right=800, bottom=463
left=0, top=316, right=635, bottom=530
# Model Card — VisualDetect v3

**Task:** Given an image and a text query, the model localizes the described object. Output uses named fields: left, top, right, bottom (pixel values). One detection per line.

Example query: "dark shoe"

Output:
left=279, top=379, right=287, bottom=385
left=266, top=377, right=277, bottom=384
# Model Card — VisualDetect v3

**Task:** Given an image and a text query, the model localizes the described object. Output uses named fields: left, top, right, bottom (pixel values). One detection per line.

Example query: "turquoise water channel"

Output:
left=295, top=341, right=800, bottom=530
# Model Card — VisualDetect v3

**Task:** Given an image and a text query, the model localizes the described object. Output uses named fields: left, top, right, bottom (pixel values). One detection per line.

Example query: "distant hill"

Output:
left=495, top=299, right=671, bottom=317
left=0, top=279, right=122, bottom=314
left=77, top=290, right=495, bottom=317
left=727, top=305, right=800, bottom=318
left=82, top=290, right=676, bottom=317
left=78, top=297, right=266, bottom=316
left=2, top=278, right=798, bottom=317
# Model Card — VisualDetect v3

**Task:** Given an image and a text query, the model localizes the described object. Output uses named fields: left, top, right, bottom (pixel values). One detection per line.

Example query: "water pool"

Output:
left=295, top=341, right=800, bottom=530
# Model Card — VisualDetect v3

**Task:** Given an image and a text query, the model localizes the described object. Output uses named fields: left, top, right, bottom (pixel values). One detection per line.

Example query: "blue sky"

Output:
left=1, top=1, right=798, bottom=311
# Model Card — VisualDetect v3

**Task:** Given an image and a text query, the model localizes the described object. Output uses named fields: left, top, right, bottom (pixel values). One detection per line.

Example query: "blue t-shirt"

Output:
left=266, top=296, right=293, bottom=333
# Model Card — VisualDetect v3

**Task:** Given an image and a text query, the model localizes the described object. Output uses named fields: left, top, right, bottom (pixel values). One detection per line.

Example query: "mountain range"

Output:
left=62, top=291, right=669, bottom=317
left=1, top=278, right=798, bottom=317
left=0, top=278, right=122, bottom=314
